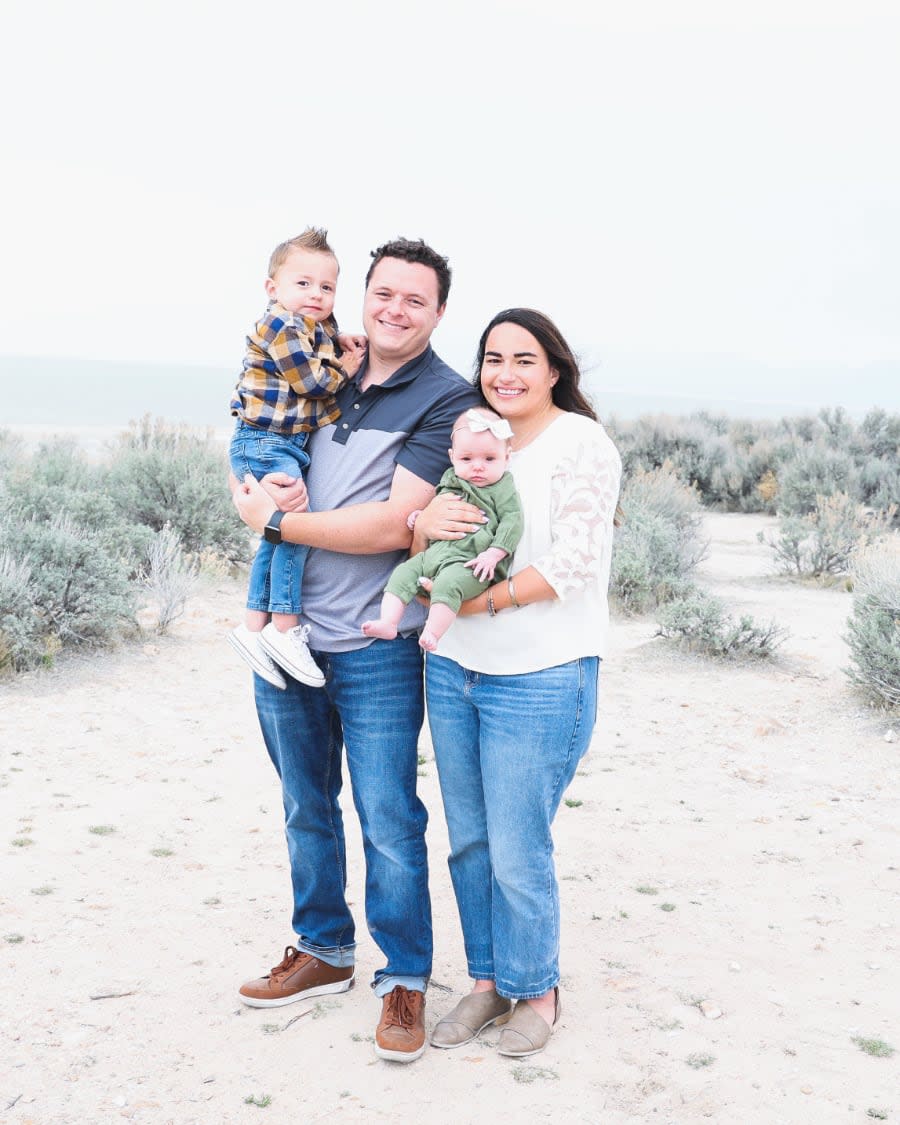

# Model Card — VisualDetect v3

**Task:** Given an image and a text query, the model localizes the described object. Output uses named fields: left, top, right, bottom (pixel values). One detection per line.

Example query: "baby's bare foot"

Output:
left=419, top=629, right=439, bottom=652
left=362, top=619, right=398, bottom=640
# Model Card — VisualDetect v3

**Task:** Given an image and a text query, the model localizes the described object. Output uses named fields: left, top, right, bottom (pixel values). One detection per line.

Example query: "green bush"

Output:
left=0, top=551, right=47, bottom=671
left=776, top=444, right=861, bottom=516
left=762, top=493, right=895, bottom=578
left=657, top=587, right=788, bottom=658
left=607, top=408, right=899, bottom=519
left=845, top=539, right=900, bottom=707
left=16, top=514, right=136, bottom=650
left=104, top=416, right=249, bottom=562
left=610, top=465, right=706, bottom=614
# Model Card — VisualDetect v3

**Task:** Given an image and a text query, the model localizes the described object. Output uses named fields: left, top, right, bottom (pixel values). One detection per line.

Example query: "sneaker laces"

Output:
left=269, top=946, right=310, bottom=981
left=289, top=624, right=313, bottom=645
left=383, top=986, right=418, bottom=1029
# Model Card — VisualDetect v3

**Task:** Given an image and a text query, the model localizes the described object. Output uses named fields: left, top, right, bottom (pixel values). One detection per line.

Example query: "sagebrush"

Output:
left=845, top=539, right=900, bottom=707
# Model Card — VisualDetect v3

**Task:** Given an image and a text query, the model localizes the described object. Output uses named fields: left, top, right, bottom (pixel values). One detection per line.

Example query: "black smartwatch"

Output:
left=263, top=510, right=286, bottom=545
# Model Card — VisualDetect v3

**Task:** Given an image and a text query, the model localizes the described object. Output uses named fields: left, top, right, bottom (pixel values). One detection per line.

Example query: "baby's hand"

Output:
left=340, top=347, right=364, bottom=377
left=465, top=547, right=508, bottom=582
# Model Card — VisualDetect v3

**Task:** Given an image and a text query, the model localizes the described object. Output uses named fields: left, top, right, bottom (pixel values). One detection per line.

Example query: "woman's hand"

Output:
left=415, top=492, right=486, bottom=542
left=233, top=474, right=279, bottom=534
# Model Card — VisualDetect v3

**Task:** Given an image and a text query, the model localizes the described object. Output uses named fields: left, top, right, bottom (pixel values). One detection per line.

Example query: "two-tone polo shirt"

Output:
left=300, top=346, right=480, bottom=652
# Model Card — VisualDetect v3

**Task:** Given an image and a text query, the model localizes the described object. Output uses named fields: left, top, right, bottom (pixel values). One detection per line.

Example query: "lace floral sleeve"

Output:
left=532, top=433, right=622, bottom=598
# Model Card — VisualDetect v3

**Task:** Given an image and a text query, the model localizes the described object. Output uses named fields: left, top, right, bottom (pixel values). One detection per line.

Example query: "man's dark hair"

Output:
left=365, top=238, right=451, bottom=307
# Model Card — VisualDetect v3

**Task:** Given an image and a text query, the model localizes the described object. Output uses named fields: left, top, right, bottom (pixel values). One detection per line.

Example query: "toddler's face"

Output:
left=266, top=249, right=338, bottom=320
left=449, top=428, right=510, bottom=488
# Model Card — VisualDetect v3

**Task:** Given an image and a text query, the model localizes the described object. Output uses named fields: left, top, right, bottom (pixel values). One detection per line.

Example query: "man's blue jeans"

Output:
left=254, top=635, right=432, bottom=996
left=425, top=652, right=599, bottom=999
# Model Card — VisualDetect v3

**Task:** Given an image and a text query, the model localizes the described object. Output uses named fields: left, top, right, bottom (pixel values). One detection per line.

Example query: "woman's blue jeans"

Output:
left=254, top=635, right=432, bottom=996
left=425, top=652, right=599, bottom=999
left=229, top=420, right=310, bottom=615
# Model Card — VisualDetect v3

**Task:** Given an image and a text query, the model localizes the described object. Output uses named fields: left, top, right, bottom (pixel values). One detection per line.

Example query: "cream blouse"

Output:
left=434, top=411, right=622, bottom=675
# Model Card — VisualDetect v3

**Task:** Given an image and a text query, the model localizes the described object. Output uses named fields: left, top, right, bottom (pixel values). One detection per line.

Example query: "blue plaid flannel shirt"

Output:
left=230, top=303, right=349, bottom=433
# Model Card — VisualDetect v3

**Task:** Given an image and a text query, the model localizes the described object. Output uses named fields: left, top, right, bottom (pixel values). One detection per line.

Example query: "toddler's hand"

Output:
left=465, top=547, right=508, bottom=582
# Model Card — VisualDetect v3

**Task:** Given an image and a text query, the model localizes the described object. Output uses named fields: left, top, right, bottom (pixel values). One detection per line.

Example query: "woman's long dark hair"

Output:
left=472, top=307, right=597, bottom=421
left=474, top=307, right=623, bottom=525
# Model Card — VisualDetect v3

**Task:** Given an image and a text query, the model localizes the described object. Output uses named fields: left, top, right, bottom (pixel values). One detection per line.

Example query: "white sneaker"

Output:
left=259, top=622, right=325, bottom=688
left=228, top=625, right=287, bottom=690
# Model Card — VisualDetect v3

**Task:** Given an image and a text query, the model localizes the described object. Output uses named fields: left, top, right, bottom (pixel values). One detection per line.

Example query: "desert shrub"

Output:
left=859, top=408, right=900, bottom=460
left=818, top=405, right=854, bottom=448
left=16, top=514, right=136, bottom=649
left=608, top=414, right=784, bottom=513
left=776, top=443, right=861, bottom=516
left=610, top=465, right=706, bottom=614
left=104, top=415, right=248, bottom=562
left=845, top=539, right=900, bottom=707
left=762, top=492, right=894, bottom=577
left=141, top=525, right=200, bottom=633
left=657, top=587, right=788, bottom=658
left=0, top=428, right=25, bottom=476
left=0, top=443, right=154, bottom=573
left=608, top=409, right=900, bottom=518
left=0, top=551, right=47, bottom=671
left=857, top=455, right=900, bottom=516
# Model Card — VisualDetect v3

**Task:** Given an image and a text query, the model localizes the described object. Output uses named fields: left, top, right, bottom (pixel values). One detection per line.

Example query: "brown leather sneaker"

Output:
left=374, top=985, right=426, bottom=1062
left=239, top=946, right=354, bottom=1008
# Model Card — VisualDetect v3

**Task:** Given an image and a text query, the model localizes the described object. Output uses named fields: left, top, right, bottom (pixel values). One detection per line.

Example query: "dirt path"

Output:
left=1, top=514, right=896, bottom=1123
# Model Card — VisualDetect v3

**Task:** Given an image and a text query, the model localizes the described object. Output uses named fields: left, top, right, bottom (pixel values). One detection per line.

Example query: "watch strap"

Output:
left=264, top=509, right=286, bottom=544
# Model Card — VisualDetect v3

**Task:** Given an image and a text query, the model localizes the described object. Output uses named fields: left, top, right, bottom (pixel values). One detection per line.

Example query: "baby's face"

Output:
left=449, top=428, right=510, bottom=488
left=266, top=248, right=338, bottom=320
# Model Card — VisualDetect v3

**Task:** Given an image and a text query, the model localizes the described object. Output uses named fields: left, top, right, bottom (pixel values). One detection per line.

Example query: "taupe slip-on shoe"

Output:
left=430, top=990, right=513, bottom=1049
left=496, top=988, right=560, bottom=1057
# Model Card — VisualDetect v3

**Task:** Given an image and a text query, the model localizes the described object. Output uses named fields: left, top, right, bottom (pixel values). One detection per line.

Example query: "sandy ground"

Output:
left=1, top=513, right=897, bottom=1124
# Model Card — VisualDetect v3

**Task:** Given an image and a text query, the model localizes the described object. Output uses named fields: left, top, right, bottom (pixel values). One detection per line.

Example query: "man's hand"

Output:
left=415, top=492, right=486, bottom=541
left=260, top=472, right=309, bottom=513
left=233, top=475, right=279, bottom=534
left=465, top=547, right=508, bottom=582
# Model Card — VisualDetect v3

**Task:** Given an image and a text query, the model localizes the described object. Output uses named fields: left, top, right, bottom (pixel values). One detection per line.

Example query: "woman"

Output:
left=416, top=308, right=621, bottom=1057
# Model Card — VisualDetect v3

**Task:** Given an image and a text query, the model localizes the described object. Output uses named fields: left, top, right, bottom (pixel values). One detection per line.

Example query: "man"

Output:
left=232, top=238, right=479, bottom=1062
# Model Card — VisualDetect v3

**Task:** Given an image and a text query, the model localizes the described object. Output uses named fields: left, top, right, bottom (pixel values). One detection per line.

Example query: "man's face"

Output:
left=265, top=249, right=338, bottom=321
left=363, top=258, right=445, bottom=366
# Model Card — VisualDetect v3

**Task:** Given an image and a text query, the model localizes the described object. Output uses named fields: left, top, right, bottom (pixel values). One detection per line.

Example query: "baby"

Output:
left=362, top=407, right=523, bottom=651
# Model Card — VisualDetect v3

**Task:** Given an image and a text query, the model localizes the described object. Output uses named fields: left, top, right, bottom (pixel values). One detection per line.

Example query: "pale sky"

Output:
left=2, top=0, right=899, bottom=410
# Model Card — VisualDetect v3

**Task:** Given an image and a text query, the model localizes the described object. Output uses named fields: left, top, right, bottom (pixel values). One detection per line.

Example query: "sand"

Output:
left=1, top=513, right=897, bottom=1124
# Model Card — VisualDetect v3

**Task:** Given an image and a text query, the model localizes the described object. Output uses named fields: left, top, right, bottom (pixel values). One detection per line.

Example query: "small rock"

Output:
left=800, top=1085, right=813, bottom=1095
left=729, top=962, right=741, bottom=972
left=884, top=729, right=896, bottom=743
left=699, top=1000, right=723, bottom=1020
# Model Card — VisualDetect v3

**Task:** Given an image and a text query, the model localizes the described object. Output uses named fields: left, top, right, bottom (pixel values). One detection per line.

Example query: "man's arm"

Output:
left=233, top=463, right=436, bottom=555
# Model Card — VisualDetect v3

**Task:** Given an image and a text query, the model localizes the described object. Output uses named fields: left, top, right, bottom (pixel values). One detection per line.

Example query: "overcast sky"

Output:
left=2, top=0, right=898, bottom=409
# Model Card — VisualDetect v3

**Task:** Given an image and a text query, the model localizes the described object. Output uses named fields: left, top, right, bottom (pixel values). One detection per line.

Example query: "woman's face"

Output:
left=480, top=322, right=558, bottom=423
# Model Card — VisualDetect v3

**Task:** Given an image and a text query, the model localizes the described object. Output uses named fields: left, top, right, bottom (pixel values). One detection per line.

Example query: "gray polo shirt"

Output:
left=300, top=346, right=480, bottom=652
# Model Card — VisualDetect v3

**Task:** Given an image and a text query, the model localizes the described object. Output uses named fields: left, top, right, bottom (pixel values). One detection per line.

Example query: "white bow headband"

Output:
left=461, top=409, right=513, bottom=441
